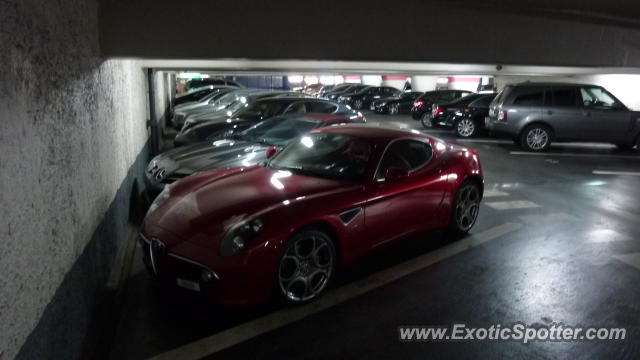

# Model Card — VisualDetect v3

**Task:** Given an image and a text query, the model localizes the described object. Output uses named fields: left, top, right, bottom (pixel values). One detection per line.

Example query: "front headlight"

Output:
left=220, top=218, right=264, bottom=256
left=146, top=185, right=170, bottom=217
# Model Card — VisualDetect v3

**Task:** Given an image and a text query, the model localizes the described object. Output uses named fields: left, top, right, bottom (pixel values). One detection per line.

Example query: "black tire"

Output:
left=277, top=229, right=336, bottom=305
left=448, top=180, right=482, bottom=236
left=520, top=124, right=552, bottom=152
left=421, top=113, right=433, bottom=128
left=454, top=118, right=479, bottom=138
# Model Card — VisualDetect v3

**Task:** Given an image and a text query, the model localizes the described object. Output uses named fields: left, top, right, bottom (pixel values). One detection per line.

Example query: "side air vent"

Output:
left=339, top=207, right=362, bottom=225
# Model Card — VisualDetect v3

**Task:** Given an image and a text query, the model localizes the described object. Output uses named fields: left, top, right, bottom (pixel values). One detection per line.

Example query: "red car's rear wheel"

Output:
left=449, top=180, right=482, bottom=235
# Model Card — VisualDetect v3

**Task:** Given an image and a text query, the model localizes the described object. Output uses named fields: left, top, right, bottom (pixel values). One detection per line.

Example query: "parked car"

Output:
left=145, top=113, right=364, bottom=195
left=411, top=90, right=474, bottom=123
left=174, top=97, right=363, bottom=146
left=301, top=84, right=324, bottom=96
left=371, top=91, right=424, bottom=115
left=487, top=82, right=640, bottom=151
left=181, top=91, right=309, bottom=130
left=140, top=125, right=483, bottom=305
left=448, top=93, right=498, bottom=138
left=173, top=86, right=222, bottom=107
left=430, top=93, right=496, bottom=131
left=185, top=78, right=243, bottom=91
left=172, top=89, right=263, bottom=128
left=324, top=84, right=369, bottom=100
left=319, top=83, right=351, bottom=98
left=338, top=86, right=402, bottom=110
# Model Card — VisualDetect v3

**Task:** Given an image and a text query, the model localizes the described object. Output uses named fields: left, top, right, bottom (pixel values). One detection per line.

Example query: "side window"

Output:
left=306, top=101, right=338, bottom=113
left=284, top=102, right=307, bottom=114
left=579, top=87, right=621, bottom=109
left=512, top=87, right=545, bottom=106
left=549, top=87, right=578, bottom=107
left=376, top=140, right=433, bottom=180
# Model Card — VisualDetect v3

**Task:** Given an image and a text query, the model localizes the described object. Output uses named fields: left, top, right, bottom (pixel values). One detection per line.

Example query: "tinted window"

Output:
left=550, top=87, right=577, bottom=107
left=512, top=87, right=545, bottom=106
left=469, top=95, right=496, bottom=108
left=241, top=117, right=319, bottom=146
left=306, top=101, right=338, bottom=113
left=376, top=140, right=433, bottom=180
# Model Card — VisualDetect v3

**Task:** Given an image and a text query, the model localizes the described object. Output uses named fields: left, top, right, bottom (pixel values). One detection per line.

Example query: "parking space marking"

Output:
left=485, top=200, right=541, bottom=210
left=483, top=189, right=510, bottom=198
left=456, top=139, right=512, bottom=144
left=518, top=212, right=578, bottom=225
left=587, top=229, right=632, bottom=243
left=613, top=253, right=640, bottom=271
left=593, top=170, right=640, bottom=176
left=510, top=152, right=640, bottom=160
left=147, top=222, right=523, bottom=360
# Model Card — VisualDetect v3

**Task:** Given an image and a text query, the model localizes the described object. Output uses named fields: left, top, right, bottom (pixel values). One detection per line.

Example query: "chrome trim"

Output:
left=168, top=253, right=220, bottom=281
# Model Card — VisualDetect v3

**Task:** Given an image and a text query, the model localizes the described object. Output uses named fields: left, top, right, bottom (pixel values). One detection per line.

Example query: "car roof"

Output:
left=278, top=113, right=352, bottom=123
left=313, top=124, right=430, bottom=142
left=511, top=82, right=599, bottom=87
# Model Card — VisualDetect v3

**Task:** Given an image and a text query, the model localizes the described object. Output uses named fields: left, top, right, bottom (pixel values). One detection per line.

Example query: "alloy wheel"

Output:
left=421, top=113, right=433, bottom=128
left=456, top=119, right=475, bottom=137
left=354, top=100, right=363, bottom=109
left=526, top=128, right=549, bottom=150
left=390, top=104, right=398, bottom=115
left=455, top=184, right=481, bottom=232
left=278, top=234, right=334, bottom=303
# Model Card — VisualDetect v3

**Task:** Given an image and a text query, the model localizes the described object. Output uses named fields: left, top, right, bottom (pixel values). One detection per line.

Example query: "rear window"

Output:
left=493, top=85, right=513, bottom=105
left=469, top=95, right=496, bottom=108
left=512, top=86, right=545, bottom=106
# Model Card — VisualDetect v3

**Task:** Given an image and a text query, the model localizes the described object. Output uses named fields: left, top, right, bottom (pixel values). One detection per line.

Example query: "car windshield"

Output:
left=237, top=117, right=320, bottom=146
left=238, top=100, right=289, bottom=118
left=268, top=133, right=371, bottom=180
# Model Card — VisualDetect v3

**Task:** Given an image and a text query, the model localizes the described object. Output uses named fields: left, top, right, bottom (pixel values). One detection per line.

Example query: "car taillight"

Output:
left=413, top=100, right=424, bottom=108
left=498, top=110, right=507, bottom=122
left=358, top=113, right=366, bottom=122
left=432, top=106, right=443, bottom=117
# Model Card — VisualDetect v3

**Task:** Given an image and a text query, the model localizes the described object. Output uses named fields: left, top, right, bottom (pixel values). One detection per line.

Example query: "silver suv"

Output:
left=487, top=82, right=640, bottom=151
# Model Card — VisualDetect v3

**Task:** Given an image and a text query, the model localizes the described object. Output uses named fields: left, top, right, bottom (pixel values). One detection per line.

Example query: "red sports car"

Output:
left=140, top=125, right=483, bottom=305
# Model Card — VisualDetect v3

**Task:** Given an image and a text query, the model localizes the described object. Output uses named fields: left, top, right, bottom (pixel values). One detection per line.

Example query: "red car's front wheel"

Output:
left=278, top=229, right=336, bottom=304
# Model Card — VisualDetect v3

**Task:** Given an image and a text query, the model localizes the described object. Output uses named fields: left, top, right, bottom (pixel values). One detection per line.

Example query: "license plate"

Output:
left=176, top=278, right=201, bottom=292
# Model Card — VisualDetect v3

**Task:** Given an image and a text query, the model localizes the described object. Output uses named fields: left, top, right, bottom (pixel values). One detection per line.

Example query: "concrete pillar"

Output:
left=411, top=76, right=438, bottom=92
left=382, top=76, right=407, bottom=90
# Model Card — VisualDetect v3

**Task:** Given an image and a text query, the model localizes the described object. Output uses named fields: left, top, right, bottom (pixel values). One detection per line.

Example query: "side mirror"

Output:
left=266, top=146, right=278, bottom=159
left=385, top=167, right=409, bottom=182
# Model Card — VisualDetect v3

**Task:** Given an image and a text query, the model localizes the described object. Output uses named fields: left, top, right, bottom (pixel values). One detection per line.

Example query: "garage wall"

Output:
left=0, top=1, right=149, bottom=359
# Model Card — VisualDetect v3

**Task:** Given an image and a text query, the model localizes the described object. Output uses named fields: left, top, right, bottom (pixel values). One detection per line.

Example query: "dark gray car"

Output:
left=487, top=82, right=640, bottom=151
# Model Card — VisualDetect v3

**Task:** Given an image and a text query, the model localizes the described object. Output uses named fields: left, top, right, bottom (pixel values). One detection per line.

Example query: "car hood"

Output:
left=150, top=139, right=270, bottom=180
left=147, top=166, right=350, bottom=245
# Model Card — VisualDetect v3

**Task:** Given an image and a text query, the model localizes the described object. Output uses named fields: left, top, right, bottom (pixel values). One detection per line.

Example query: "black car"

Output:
left=449, top=93, right=497, bottom=138
left=430, top=93, right=489, bottom=129
left=319, top=83, right=351, bottom=98
left=338, top=86, right=401, bottom=110
left=410, top=90, right=474, bottom=122
left=185, top=78, right=243, bottom=91
left=371, top=91, right=424, bottom=115
left=145, top=113, right=362, bottom=195
left=172, top=86, right=221, bottom=107
left=324, top=84, right=369, bottom=100
left=174, top=97, right=363, bottom=146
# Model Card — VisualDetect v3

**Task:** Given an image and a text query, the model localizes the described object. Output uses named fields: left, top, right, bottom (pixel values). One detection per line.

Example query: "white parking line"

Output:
left=613, top=253, right=640, bottom=271
left=485, top=200, right=541, bottom=210
left=483, top=189, right=510, bottom=198
left=588, top=229, right=632, bottom=243
left=510, top=152, right=640, bottom=159
left=519, top=212, right=578, bottom=225
left=147, top=222, right=523, bottom=360
left=593, top=170, right=640, bottom=176
left=456, top=139, right=512, bottom=144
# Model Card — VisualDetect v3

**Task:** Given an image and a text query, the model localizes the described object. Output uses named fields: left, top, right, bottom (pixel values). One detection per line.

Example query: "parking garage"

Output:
left=2, top=1, right=640, bottom=359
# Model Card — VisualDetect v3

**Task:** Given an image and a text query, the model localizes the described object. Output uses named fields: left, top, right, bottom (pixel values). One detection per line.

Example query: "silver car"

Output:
left=487, top=82, right=640, bottom=151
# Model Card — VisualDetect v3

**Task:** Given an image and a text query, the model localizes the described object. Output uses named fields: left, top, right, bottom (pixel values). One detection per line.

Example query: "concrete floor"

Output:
left=109, top=112, right=640, bottom=360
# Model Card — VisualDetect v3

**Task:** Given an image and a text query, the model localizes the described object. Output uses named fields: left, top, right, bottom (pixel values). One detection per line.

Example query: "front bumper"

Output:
left=139, top=222, right=279, bottom=306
